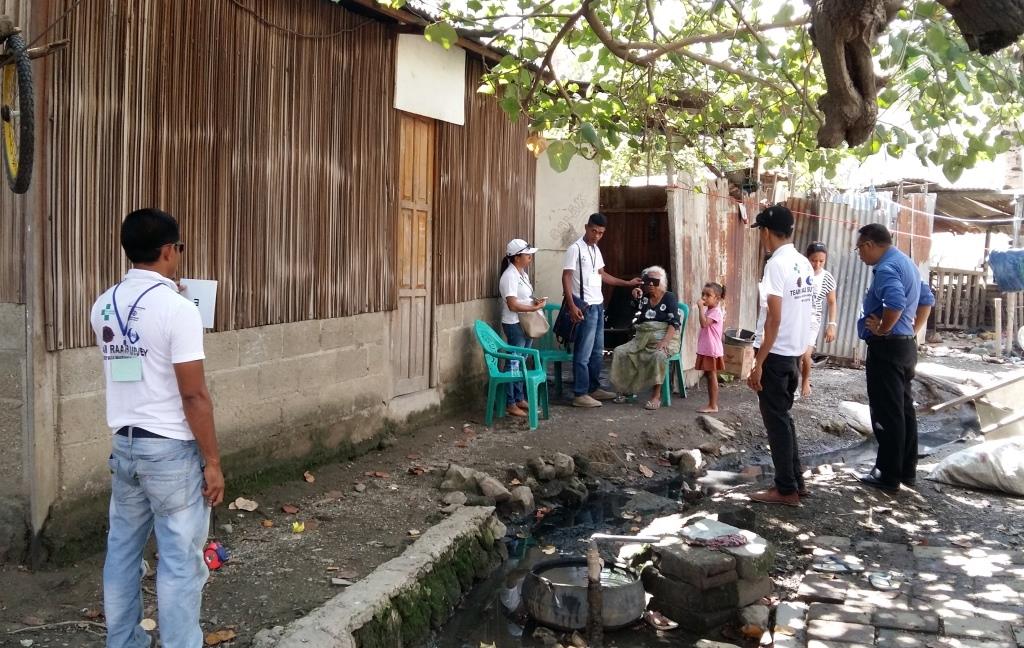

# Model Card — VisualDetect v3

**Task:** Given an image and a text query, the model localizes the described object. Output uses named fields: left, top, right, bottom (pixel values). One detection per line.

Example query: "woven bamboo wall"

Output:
left=0, top=0, right=29, bottom=303
left=43, top=0, right=400, bottom=350
left=434, top=56, right=535, bottom=305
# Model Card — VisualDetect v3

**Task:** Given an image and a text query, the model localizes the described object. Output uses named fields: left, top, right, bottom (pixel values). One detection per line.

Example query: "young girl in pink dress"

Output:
left=696, top=282, right=726, bottom=413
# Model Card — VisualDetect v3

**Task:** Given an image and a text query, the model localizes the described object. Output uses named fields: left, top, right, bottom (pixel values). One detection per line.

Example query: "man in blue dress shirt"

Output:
left=855, top=223, right=935, bottom=492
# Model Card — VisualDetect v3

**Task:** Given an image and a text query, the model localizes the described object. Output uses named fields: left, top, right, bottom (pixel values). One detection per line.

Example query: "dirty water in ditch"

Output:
left=429, top=412, right=973, bottom=648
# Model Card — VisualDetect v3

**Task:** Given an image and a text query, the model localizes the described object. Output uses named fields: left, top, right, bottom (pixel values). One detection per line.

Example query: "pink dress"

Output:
left=696, top=306, right=725, bottom=371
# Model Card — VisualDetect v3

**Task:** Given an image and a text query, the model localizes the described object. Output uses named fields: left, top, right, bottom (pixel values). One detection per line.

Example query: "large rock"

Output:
left=442, top=491, right=468, bottom=506
left=440, top=464, right=478, bottom=492
left=653, top=540, right=738, bottom=589
left=723, top=533, right=776, bottom=579
left=739, top=604, right=770, bottom=633
left=562, top=476, right=589, bottom=506
left=677, top=449, right=705, bottom=478
left=623, top=490, right=680, bottom=516
left=527, top=457, right=556, bottom=481
left=698, top=415, right=737, bottom=439
left=477, top=475, right=512, bottom=503
left=509, top=486, right=535, bottom=512
left=551, top=452, right=576, bottom=479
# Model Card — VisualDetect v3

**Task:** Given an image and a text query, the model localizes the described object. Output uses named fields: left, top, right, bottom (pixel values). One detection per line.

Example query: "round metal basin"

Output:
left=521, top=558, right=645, bottom=631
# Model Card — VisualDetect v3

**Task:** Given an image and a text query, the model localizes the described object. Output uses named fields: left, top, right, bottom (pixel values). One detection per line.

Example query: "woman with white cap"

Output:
left=499, top=239, right=548, bottom=418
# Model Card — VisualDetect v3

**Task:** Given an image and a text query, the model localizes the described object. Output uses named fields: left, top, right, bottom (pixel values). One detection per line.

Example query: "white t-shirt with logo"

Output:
left=754, top=244, right=815, bottom=357
left=562, top=238, right=606, bottom=305
left=499, top=264, right=535, bottom=325
left=90, top=268, right=206, bottom=440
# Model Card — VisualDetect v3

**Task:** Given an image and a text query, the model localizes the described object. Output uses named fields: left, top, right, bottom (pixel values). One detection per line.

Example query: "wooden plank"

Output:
left=931, top=368, right=1024, bottom=412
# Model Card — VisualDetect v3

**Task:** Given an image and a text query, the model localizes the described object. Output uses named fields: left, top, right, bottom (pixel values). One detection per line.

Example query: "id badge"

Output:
left=110, top=357, right=143, bottom=382
left=588, top=272, right=602, bottom=289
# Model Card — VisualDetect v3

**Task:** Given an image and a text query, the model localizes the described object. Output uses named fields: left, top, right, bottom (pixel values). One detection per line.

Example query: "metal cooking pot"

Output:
left=521, top=558, right=645, bottom=631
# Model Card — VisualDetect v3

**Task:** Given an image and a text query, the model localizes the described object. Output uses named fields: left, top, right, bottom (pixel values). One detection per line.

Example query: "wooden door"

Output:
left=392, top=114, right=435, bottom=396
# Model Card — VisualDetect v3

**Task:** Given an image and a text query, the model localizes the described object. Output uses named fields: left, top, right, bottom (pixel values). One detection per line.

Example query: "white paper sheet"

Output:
left=180, top=279, right=217, bottom=329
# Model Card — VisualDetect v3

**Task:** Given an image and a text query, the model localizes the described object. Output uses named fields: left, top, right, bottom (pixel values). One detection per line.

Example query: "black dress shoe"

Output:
left=901, top=479, right=916, bottom=488
left=858, top=474, right=900, bottom=492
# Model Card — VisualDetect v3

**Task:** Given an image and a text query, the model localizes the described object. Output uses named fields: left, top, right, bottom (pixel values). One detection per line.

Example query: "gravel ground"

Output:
left=1, top=351, right=1020, bottom=647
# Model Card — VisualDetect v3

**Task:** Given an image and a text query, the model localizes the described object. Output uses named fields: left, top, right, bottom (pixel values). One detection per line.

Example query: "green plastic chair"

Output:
left=473, top=320, right=550, bottom=430
left=660, top=304, right=689, bottom=406
left=536, top=303, right=574, bottom=397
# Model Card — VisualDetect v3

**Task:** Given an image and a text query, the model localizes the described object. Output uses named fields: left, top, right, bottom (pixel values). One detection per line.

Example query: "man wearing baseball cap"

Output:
left=747, top=204, right=815, bottom=506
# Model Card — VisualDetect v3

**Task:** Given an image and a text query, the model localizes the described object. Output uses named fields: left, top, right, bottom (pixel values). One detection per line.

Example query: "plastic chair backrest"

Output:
left=536, top=303, right=564, bottom=352
left=473, top=320, right=505, bottom=373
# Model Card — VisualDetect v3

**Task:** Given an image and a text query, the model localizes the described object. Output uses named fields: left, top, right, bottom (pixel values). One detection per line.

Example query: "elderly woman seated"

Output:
left=610, top=265, right=681, bottom=410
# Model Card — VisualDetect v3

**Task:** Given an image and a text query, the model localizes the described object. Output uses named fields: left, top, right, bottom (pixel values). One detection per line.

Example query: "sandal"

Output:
left=644, top=400, right=661, bottom=410
left=644, top=609, right=679, bottom=631
left=613, top=394, right=629, bottom=404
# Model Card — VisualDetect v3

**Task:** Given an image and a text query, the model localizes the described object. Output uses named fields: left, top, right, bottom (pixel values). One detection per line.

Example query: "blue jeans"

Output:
left=501, top=322, right=532, bottom=406
left=573, top=304, right=605, bottom=397
left=104, top=433, right=210, bottom=648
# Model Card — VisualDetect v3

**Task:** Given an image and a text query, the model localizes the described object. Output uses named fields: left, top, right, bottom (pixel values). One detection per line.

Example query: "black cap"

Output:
left=751, top=204, right=794, bottom=235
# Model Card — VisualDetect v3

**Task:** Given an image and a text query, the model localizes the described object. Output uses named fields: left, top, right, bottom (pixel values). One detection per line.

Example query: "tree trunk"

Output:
left=938, top=0, right=1024, bottom=54
left=808, top=0, right=897, bottom=148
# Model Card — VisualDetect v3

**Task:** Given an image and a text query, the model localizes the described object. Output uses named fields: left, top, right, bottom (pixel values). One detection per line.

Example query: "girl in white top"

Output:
left=801, top=241, right=838, bottom=397
left=498, top=239, right=547, bottom=418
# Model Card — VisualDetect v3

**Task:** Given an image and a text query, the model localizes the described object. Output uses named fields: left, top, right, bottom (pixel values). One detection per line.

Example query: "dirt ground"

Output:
left=2, top=352, right=1022, bottom=647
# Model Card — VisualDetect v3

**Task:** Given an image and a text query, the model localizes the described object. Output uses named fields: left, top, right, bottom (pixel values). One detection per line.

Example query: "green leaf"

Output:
left=547, top=140, right=578, bottom=172
left=580, top=122, right=602, bottom=149
left=477, top=83, right=495, bottom=95
left=499, top=96, right=520, bottom=117
left=578, top=50, right=593, bottom=63
left=942, top=158, right=964, bottom=183
left=386, top=0, right=407, bottom=8
left=521, top=42, right=540, bottom=59
left=424, top=22, right=459, bottom=49
left=466, top=0, right=482, bottom=9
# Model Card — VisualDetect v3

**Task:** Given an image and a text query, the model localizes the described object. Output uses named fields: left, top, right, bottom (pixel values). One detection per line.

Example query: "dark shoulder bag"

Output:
left=553, top=244, right=587, bottom=346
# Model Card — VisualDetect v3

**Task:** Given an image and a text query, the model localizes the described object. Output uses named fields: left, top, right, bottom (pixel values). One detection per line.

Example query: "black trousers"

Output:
left=756, top=352, right=804, bottom=495
left=865, top=337, right=918, bottom=486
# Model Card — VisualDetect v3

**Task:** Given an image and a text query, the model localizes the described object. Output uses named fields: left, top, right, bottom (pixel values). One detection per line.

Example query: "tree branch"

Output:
left=523, top=0, right=593, bottom=105
left=722, top=0, right=823, bottom=122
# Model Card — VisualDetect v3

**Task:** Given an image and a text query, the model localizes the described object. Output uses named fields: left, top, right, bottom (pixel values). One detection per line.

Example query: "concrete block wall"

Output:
left=0, top=303, right=26, bottom=500
left=54, top=301, right=497, bottom=499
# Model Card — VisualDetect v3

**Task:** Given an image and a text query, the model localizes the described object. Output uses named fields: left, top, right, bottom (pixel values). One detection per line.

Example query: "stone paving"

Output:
left=774, top=536, right=1024, bottom=648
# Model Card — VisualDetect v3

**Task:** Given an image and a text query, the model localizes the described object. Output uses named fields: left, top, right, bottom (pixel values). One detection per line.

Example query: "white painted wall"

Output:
left=533, top=151, right=601, bottom=303
left=394, top=35, right=466, bottom=125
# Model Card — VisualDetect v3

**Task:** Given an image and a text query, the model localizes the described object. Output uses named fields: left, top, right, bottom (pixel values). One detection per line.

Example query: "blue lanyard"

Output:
left=111, top=282, right=167, bottom=340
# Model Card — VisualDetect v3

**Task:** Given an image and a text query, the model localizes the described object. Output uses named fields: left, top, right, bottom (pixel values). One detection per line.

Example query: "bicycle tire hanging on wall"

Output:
left=1, top=32, right=34, bottom=194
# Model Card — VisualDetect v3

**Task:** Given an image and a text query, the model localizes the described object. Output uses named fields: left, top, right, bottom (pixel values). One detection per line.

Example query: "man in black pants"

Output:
left=855, top=224, right=934, bottom=492
left=747, top=205, right=815, bottom=506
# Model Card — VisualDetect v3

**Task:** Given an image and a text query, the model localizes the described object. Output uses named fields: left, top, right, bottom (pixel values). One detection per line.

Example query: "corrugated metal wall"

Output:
left=0, top=0, right=28, bottom=303
left=434, top=57, right=535, bottom=305
left=789, top=195, right=933, bottom=363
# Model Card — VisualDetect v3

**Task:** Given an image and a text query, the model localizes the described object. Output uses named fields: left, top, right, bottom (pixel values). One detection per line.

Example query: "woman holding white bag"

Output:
left=498, top=239, right=548, bottom=418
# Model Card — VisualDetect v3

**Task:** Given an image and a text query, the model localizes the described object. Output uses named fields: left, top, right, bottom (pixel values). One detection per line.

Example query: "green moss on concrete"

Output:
left=354, top=605, right=402, bottom=648
left=393, top=587, right=432, bottom=646
left=350, top=527, right=505, bottom=648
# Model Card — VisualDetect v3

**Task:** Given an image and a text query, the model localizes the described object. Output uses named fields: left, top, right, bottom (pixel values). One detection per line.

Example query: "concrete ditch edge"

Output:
left=253, top=506, right=504, bottom=648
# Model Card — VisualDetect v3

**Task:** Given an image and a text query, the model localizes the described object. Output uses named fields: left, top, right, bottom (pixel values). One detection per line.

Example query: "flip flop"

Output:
left=644, top=400, right=662, bottom=410
left=812, top=555, right=865, bottom=573
left=644, top=609, right=679, bottom=631
left=867, top=571, right=902, bottom=591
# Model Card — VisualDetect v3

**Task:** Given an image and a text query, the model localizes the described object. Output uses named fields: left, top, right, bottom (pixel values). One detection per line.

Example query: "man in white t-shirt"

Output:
left=746, top=205, right=815, bottom=507
left=91, top=208, right=223, bottom=648
left=562, top=212, right=642, bottom=408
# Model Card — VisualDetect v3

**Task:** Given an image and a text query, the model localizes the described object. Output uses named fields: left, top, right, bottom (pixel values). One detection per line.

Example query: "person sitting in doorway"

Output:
left=609, top=266, right=681, bottom=410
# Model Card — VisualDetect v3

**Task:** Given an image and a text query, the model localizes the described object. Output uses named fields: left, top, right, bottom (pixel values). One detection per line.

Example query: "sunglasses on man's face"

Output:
left=167, top=241, right=185, bottom=253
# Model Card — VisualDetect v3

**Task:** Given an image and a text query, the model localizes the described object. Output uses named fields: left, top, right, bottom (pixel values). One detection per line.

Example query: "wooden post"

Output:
left=586, top=541, right=603, bottom=647
left=995, top=297, right=1003, bottom=357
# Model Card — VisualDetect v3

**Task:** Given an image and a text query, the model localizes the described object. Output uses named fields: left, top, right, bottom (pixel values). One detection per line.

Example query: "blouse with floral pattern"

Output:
left=632, top=292, right=681, bottom=329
